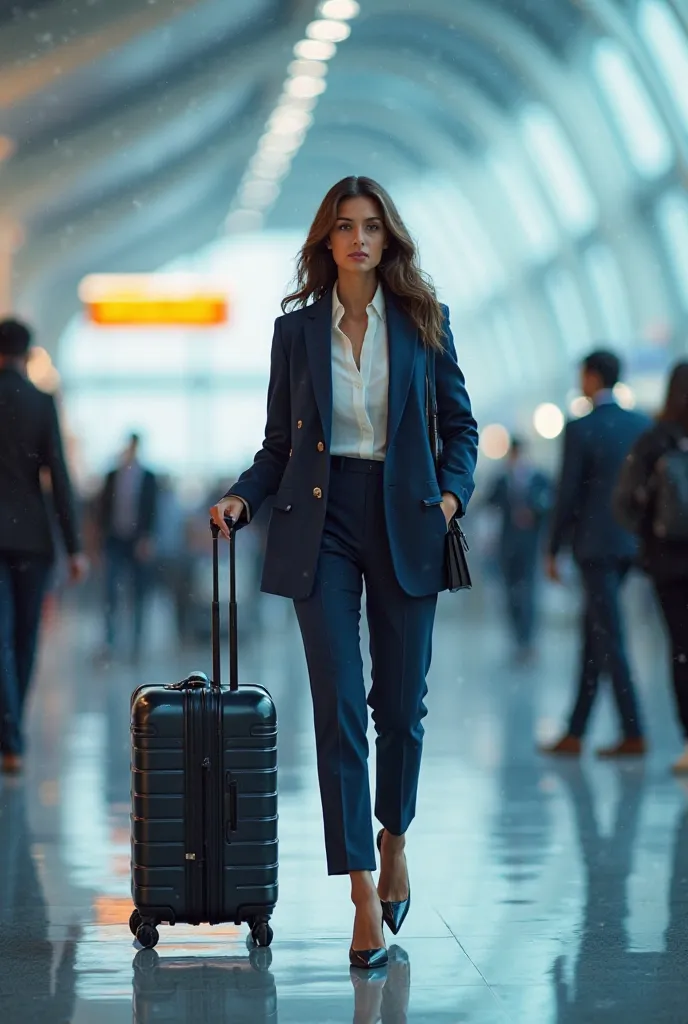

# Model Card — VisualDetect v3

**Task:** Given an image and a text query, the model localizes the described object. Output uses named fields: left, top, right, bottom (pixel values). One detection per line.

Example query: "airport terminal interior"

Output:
left=3, top=0, right=688, bottom=1021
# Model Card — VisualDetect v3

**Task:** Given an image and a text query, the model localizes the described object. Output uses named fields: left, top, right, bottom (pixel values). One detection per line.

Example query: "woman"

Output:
left=614, top=362, right=688, bottom=773
left=211, top=176, right=478, bottom=967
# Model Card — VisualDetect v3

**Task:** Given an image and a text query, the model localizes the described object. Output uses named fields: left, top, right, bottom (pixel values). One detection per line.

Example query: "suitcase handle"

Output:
left=164, top=671, right=209, bottom=691
left=209, top=517, right=239, bottom=692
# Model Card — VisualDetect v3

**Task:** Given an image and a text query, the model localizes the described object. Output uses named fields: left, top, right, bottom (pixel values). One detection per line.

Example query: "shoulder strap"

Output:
left=426, top=347, right=439, bottom=471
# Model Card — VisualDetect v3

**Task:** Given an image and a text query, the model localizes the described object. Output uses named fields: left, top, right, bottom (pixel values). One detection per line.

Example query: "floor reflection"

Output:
left=0, top=781, right=79, bottom=1023
left=132, top=948, right=278, bottom=1023
left=550, top=766, right=688, bottom=1022
left=1, top=595, right=688, bottom=1022
left=351, top=946, right=411, bottom=1024
left=130, top=942, right=413, bottom=1024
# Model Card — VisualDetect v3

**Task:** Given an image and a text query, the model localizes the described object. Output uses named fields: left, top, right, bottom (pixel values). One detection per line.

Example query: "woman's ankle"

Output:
left=350, top=870, right=379, bottom=905
left=381, top=829, right=406, bottom=854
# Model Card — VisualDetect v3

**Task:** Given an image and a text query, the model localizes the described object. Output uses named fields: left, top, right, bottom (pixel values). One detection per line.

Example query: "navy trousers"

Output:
left=0, top=553, right=52, bottom=754
left=568, top=563, right=643, bottom=739
left=294, top=457, right=438, bottom=875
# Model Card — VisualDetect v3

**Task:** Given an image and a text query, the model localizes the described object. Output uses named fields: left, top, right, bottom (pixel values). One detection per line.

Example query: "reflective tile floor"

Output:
left=1, top=577, right=688, bottom=1022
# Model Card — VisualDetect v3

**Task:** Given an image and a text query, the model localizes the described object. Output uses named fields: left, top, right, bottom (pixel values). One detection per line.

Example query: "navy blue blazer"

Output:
left=549, top=401, right=652, bottom=565
left=226, top=289, right=478, bottom=600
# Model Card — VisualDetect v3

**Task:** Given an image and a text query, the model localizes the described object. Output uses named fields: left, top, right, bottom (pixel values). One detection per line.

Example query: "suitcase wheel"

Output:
left=129, top=909, right=142, bottom=937
left=248, top=946, right=273, bottom=972
left=249, top=920, right=273, bottom=948
left=136, top=922, right=160, bottom=949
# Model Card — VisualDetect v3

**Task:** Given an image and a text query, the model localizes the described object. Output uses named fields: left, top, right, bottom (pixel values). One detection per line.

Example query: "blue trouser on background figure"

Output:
left=104, top=537, right=149, bottom=655
left=501, top=543, right=539, bottom=650
left=294, top=457, right=438, bottom=876
left=0, top=554, right=52, bottom=754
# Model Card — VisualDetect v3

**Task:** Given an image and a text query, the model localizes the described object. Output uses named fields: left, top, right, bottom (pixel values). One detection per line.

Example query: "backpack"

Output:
left=652, top=436, right=688, bottom=541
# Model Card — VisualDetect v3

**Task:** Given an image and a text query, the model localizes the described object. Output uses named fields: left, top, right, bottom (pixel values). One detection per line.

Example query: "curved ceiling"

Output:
left=0, top=0, right=687, bottom=391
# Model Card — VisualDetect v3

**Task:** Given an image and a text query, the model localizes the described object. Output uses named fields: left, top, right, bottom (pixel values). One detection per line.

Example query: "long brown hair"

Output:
left=659, top=360, right=688, bottom=432
left=282, top=176, right=445, bottom=350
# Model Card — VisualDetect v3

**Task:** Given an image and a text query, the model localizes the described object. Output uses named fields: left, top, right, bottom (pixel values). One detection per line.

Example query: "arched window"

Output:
left=583, top=243, right=634, bottom=347
left=519, top=104, right=598, bottom=236
left=545, top=267, right=593, bottom=357
left=655, top=189, right=688, bottom=308
left=487, top=154, right=558, bottom=262
left=592, top=38, right=673, bottom=178
left=638, top=0, right=688, bottom=131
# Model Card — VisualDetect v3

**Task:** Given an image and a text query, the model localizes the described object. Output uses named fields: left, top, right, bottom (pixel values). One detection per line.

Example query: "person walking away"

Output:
left=0, top=319, right=87, bottom=773
left=98, top=433, right=157, bottom=661
left=543, top=350, right=651, bottom=758
left=210, top=176, right=478, bottom=967
left=614, top=362, right=688, bottom=773
left=485, top=437, right=551, bottom=664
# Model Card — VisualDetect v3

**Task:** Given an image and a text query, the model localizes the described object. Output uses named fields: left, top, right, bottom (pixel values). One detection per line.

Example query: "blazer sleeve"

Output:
left=224, top=317, right=291, bottom=518
left=549, top=421, right=585, bottom=557
left=613, top=428, right=658, bottom=534
left=435, top=309, right=479, bottom=515
left=41, top=395, right=80, bottom=555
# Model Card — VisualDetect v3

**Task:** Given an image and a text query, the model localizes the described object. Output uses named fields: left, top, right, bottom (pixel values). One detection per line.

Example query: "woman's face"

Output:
left=327, top=196, right=388, bottom=275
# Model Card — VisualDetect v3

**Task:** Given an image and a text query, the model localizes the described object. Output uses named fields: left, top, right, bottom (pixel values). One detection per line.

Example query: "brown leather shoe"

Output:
left=596, top=738, right=646, bottom=759
left=539, top=735, right=582, bottom=756
left=1, top=754, right=23, bottom=775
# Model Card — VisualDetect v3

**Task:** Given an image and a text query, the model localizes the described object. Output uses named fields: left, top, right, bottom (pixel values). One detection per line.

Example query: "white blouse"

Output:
left=231, top=285, right=390, bottom=521
left=330, top=283, right=389, bottom=461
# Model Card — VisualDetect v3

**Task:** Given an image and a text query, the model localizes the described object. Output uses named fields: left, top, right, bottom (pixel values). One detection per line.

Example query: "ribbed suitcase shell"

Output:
left=130, top=680, right=278, bottom=928
left=132, top=955, right=277, bottom=1024
left=130, top=521, right=278, bottom=941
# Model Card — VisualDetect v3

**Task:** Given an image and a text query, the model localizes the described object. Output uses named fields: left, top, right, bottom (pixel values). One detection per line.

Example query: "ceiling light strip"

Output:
left=226, top=1, right=360, bottom=233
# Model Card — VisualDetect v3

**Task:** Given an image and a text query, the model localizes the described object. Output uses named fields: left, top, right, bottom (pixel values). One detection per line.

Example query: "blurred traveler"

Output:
left=98, top=433, right=158, bottom=661
left=0, top=319, right=87, bottom=774
left=614, top=362, right=688, bottom=773
left=543, top=350, right=651, bottom=758
left=485, top=437, right=552, bottom=663
left=211, top=175, right=478, bottom=967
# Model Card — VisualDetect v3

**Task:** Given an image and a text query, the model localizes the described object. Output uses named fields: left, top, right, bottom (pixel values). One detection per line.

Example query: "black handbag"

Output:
left=426, top=350, right=472, bottom=592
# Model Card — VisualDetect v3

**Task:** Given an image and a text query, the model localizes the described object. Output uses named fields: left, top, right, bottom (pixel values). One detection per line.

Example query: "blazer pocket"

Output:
left=273, top=490, right=293, bottom=512
left=421, top=494, right=444, bottom=507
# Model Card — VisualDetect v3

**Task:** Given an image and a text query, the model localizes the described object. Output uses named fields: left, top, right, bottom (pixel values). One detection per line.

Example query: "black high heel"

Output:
left=376, top=828, right=411, bottom=935
left=349, top=898, right=388, bottom=970
left=349, top=946, right=389, bottom=970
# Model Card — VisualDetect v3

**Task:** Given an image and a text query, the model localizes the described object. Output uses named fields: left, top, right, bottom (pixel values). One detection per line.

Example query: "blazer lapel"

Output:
left=385, top=293, right=420, bottom=450
left=304, top=292, right=334, bottom=446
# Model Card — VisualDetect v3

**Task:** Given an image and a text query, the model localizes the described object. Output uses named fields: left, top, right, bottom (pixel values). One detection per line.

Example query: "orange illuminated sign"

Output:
left=79, top=274, right=229, bottom=327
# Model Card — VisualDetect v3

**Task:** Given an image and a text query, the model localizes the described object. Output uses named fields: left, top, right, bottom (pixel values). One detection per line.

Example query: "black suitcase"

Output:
left=129, top=520, right=278, bottom=950
left=132, top=951, right=278, bottom=1024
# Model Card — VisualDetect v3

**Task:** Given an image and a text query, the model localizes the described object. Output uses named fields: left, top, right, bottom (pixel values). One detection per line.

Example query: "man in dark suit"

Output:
left=99, top=433, right=158, bottom=660
left=486, top=438, right=552, bottom=663
left=0, top=319, right=87, bottom=773
left=543, top=350, right=651, bottom=758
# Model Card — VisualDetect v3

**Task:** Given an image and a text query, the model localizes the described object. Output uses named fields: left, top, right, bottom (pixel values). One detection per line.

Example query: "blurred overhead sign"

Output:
left=79, top=274, right=228, bottom=326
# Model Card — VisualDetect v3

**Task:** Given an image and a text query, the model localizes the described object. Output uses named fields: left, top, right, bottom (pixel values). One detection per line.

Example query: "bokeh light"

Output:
left=480, top=423, right=511, bottom=460
left=613, top=382, right=637, bottom=408
left=533, top=403, right=565, bottom=439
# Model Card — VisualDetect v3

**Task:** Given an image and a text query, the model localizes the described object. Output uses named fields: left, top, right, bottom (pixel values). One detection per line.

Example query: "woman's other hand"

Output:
left=440, top=492, right=459, bottom=526
left=209, top=496, right=245, bottom=540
